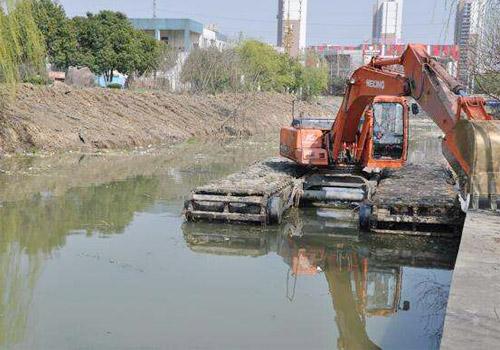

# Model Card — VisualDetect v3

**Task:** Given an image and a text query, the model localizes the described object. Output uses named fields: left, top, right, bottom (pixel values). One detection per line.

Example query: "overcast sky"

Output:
left=58, top=0, right=457, bottom=45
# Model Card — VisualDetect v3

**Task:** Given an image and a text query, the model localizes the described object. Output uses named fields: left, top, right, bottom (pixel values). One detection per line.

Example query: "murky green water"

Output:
left=0, top=122, right=458, bottom=350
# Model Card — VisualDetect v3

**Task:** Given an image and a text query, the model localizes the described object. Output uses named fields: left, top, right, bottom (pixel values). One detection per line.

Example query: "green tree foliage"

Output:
left=237, top=40, right=301, bottom=92
left=300, top=52, right=329, bottom=100
left=237, top=40, right=282, bottom=90
left=0, top=0, right=46, bottom=102
left=329, top=76, right=347, bottom=96
left=30, top=4, right=164, bottom=79
left=300, top=66, right=329, bottom=100
left=236, top=40, right=328, bottom=98
left=32, top=0, right=77, bottom=69
left=475, top=72, right=500, bottom=100
left=71, top=11, right=163, bottom=81
left=180, top=40, right=328, bottom=98
left=135, top=30, right=164, bottom=77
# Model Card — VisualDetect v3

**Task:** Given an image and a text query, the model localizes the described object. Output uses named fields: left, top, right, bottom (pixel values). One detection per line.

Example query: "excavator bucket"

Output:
left=451, top=119, right=500, bottom=210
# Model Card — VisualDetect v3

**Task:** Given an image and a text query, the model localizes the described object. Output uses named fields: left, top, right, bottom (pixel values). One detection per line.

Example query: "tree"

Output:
left=134, top=30, right=164, bottom=77
left=469, top=0, right=500, bottom=100
left=299, top=52, right=329, bottom=100
left=237, top=40, right=304, bottom=93
left=276, top=54, right=302, bottom=92
left=72, top=11, right=162, bottom=82
left=449, top=0, right=500, bottom=99
left=0, top=0, right=46, bottom=104
left=300, top=66, right=329, bottom=100
left=181, top=47, right=241, bottom=94
left=237, top=40, right=283, bottom=91
left=179, top=39, right=327, bottom=98
left=32, top=0, right=77, bottom=69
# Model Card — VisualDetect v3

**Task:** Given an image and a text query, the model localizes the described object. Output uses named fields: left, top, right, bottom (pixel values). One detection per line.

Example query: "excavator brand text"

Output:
left=366, top=80, right=385, bottom=89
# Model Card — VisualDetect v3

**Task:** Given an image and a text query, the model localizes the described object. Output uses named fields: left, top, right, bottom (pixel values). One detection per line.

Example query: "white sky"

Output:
left=58, top=0, right=457, bottom=45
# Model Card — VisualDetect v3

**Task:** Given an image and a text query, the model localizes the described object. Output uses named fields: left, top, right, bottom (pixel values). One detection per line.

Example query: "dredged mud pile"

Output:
left=375, top=164, right=461, bottom=211
left=194, top=157, right=307, bottom=196
left=0, top=83, right=331, bottom=154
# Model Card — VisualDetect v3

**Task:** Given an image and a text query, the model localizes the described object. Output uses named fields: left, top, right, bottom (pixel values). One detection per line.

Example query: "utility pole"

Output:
left=153, top=0, right=157, bottom=19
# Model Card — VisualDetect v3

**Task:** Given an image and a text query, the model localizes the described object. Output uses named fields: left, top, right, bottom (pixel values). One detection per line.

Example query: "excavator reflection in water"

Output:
left=183, top=211, right=457, bottom=349
left=279, top=234, right=405, bottom=350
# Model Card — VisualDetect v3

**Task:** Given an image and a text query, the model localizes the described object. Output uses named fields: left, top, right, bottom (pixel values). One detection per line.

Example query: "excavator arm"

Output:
left=331, top=44, right=499, bottom=210
left=398, top=44, right=499, bottom=210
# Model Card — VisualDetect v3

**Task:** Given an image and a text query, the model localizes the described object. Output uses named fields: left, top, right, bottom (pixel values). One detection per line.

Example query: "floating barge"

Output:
left=184, top=157, right=465, bottom=236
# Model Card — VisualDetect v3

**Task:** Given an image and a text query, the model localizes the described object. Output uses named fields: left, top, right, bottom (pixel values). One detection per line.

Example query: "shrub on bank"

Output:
left=180, top=40, right=329, bottom=99
left=106, top=83, right=123, bottom=89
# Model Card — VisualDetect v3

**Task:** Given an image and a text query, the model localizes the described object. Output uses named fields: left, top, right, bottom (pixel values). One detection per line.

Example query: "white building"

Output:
left=199, top=25, right=229, bottom=50
left=130, top=18, right=228, bottom=52
left=372, top=0, right=403, bottom=45
left=454, top=0, right=491, bottom=87
left=130, top=18, right=229, bottom=92
left=277, top=0, right=308, bottom=57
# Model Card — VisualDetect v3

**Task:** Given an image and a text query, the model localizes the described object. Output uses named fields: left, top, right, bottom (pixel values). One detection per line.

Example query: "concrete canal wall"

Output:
left=441, top=210, right=500, bottom=349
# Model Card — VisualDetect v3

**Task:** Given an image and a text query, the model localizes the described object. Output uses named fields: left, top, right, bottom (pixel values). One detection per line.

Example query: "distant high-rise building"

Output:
left=277, top=0, right=308, bottom=57
left=372, top=0, right=403, bottom=45
left=454, top=0, right=487, bottom=87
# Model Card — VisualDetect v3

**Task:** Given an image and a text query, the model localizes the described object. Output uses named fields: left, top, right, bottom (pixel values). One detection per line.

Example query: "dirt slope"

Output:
left=0, top=84, right=331, bottom=154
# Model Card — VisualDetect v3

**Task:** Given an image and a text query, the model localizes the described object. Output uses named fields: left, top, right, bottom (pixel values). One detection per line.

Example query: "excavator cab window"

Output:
left=372, top=103, right=405, bottom=160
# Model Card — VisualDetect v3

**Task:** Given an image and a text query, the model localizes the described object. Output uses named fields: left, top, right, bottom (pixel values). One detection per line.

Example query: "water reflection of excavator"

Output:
left=280, top=238, right=407, bottom=350
left=182, top=220, right=456, bottom=349
left=281, top=44, right=499, bottom=210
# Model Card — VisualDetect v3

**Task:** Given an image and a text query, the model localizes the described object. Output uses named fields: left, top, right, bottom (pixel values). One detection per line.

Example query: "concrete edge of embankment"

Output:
left=440, top=210, right=500, bottom=349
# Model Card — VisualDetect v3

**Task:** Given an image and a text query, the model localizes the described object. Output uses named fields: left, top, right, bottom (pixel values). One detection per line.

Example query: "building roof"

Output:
left=129, top=18, right=204, bottom=34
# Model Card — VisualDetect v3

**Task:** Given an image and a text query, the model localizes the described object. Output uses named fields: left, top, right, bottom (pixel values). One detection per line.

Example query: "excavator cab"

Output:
left=280, top=96, right=409, bottom=171
left=284, top=97, right=409, bottom=206
left=358, top=96, right=409, bottom=170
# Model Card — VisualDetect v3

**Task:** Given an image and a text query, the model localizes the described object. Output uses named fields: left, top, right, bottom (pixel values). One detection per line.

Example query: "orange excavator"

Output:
left=280, top=44, right=499, bottom=210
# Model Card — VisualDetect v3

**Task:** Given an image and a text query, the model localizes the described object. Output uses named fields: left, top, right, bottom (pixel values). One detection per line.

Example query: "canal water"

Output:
left=0, top=119, right=458, bottom=350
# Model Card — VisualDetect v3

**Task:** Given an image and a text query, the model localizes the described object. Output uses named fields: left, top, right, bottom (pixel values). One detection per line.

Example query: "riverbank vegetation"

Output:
left=32, top=0, right=163, bottom=82
left=0, top=0, right=327, bottom=110
left=14, top=1, right=325, bottom=96
left=181, top=40, right=329, bottom=99
left=0, top=0, right=46, bottom=103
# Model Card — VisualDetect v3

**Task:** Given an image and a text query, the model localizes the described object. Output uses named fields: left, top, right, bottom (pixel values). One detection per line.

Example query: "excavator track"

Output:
left=369, top=164, right=465, bottom=237
left=184, top=158, right=307, bottom=224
